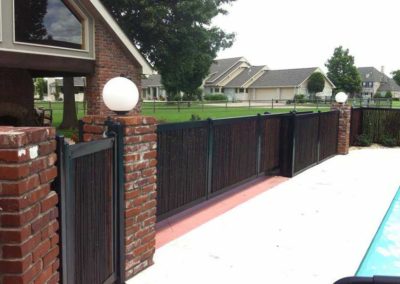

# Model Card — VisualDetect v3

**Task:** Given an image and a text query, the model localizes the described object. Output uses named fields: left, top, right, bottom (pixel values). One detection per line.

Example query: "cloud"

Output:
left=42, top=0, right=82, bottom=44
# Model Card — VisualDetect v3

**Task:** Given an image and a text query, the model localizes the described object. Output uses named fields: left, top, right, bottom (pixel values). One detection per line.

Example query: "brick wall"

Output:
left=0, top=127, right=59, bottom=284
left=86, top=21, right=143, bottom=116
left=331, top=103, right=351, bottom=155
left=0, top=68, right=35, bottom=126
left=82, top=115, right=157, bottom=279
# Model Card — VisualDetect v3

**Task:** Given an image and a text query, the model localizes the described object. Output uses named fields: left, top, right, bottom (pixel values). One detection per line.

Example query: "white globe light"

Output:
left=335, top=92, right=348, bottom=104
left=102, top=77, right=139, bottom=114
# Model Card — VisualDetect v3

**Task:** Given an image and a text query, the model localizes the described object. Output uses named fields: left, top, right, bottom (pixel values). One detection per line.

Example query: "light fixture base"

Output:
left=114, top=111, right=130, bottom=116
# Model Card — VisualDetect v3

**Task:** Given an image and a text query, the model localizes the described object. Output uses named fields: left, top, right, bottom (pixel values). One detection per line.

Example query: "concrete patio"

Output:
left=129, top=147, right=400, bottom=284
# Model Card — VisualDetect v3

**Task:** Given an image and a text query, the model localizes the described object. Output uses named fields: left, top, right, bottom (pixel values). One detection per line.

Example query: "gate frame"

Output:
left=56, top=120, right=125, bottom=284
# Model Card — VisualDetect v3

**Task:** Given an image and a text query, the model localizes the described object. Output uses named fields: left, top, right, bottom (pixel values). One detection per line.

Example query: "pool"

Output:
left=356, top=187, right=400, bottom=276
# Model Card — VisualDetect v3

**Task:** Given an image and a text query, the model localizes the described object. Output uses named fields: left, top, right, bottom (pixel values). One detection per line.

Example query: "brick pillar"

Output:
left=0, top=127, right=59, bottom=284
left=81, top=115, right=157, bottom=280
left=331, top=103, right=351, bottom=155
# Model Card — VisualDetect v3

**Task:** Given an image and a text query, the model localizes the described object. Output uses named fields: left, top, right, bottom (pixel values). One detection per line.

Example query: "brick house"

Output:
left=0, top=0, right=152, bottom=126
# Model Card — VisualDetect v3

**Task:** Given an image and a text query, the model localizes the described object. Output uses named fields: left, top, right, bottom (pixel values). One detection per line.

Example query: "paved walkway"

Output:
left=129, top=148, right=400, bottom=284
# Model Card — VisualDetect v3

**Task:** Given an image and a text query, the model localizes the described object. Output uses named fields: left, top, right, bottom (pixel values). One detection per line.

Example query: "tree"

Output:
left=101, top=0, right=235, bottom=101
left=307, top=72, right=325, bottom=99
left=392, top=70, right=400, bottom=86
left=34, top=78, right=47, bottom=100
left=325, top=46, right=362, bottom=96
left=385, top=91, right=393, bottom=98
left=59, top=77, right=79, bottom=129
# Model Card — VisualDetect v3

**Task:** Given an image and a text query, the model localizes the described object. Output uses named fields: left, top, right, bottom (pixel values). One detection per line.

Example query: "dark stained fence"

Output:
left=260, top=115, right=284, bottom=173
left=212, top=117, right=258, bottom=194
left=294, top=114, right=319, bottom=174
left=351, top=108, right=400, bottom=145
left=319, top=111, right=340, bottom=161
left=350, top=108, right=363, bottom=145
left=156, top=122, right=209, bottom=218
left=156, top=111, right=340, bottom=220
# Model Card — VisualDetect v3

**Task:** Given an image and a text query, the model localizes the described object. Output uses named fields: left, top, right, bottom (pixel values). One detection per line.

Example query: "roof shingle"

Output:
left=249, top=67, right=317, bottom=88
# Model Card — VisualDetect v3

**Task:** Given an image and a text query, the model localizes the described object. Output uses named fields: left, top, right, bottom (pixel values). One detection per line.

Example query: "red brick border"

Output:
left=0, top=127, right=59, bottom=284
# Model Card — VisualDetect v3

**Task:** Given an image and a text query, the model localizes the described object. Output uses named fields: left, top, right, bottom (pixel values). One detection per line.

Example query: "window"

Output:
left=369, top=82, right=373, bottom=87
left=14, top=0, right=84, bottom=49
left=362, top=82, right=367, bottom=87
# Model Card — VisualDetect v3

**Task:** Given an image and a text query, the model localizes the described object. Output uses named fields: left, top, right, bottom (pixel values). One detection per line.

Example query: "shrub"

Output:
left=385, top=91, right=393, bottom=98
left=204, top=94, right=227, bottom=101
left=355, top=134, right=372, bottom=147
left=380, top=135, right=397, bottom=147
left=373, top=93, right=382, bottom=98
left=294, top=94, right=306, bottom=103
left=190, top=114, right=202, bottom=121
left=392, top=98, right=400, bottom=101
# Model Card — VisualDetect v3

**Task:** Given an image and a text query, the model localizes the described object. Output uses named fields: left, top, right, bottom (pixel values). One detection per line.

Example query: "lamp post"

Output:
left=335, top=92, right=348, bottom=105
left=102, top=77, right=139, bottom=115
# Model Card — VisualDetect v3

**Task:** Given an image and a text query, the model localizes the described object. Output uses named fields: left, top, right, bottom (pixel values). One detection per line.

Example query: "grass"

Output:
left=35, top=102, right=86, bottom=137
left=36, top=101, right=329, bottom=125
left=142, top=106, right=329, bottom=123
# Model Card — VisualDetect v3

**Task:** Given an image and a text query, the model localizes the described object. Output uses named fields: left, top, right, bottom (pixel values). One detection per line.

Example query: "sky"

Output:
left=43, top=0, right=82, bottom=44
left=213, top=0, right=400, bottom=75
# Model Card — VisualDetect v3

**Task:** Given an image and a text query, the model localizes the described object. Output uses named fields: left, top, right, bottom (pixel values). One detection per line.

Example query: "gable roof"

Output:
left=249, top=67, right=318, bottom=88
left=205, top=57, right=247, bottom=85
left=358, top=67, right=384, bottom=82
left=142, top=74, right=162, bottom=88
left=358, top=67, right=400, bottom=92
left=378, top=78, right=400, bottom=92
left=224, top=66, right=266, bottom=88
left=83, top=0, right=153, bottom=74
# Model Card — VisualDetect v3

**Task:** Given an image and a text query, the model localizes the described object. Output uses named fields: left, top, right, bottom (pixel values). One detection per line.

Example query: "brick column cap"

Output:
left=82, top=115, right=157, bottom=126
left=0, top=127, right=55, bottom=149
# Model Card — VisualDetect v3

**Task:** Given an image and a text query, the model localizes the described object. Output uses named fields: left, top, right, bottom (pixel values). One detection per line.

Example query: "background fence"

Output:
left=143, top=98, right=398, bottom=113
left=350, top=108, right=400, bottom=146
left=156, top=110, right=339, bottom=219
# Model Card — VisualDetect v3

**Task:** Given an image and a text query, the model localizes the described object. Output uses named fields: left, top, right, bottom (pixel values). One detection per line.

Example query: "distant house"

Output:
left=47, top=77, right=86, bottom=102
left=203, top=57, right=252, bottom=97
left=204, top=58, right=334, bottom=101
left=358, top=67, right=400, bottom=98
left=141, top=74, right=166, bottom=100
left=246, top=67, right=334, bottom=100
left=143, top=57, right=335, bottom=101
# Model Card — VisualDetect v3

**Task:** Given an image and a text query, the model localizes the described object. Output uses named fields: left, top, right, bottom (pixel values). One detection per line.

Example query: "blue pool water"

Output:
left=356, top=188, right=400, bottom=276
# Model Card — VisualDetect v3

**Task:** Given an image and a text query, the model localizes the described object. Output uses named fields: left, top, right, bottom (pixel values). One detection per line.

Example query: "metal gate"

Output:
left=56, top=121, right=125, bottom=284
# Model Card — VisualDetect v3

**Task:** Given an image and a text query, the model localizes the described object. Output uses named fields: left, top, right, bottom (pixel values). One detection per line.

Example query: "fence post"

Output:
left=153, top=98, right=156, bottom=113
left=248, top=99, right=251, bottom=108
left=256, top=114, right=262, bottom=176
left=291, top=112, right=297, bottom=177
left=294, top=97, right=297, bottom=111
left=272, top=99, right=274, bottom=109
left=177, top=101, right=181, bottom=112
left=317, top=111, right=321, bottom=163
left=105, top=120, right=126, bottom=284
left=206, top=118, right=214, bottom=198
left=331, top=103, right=351, bottom=155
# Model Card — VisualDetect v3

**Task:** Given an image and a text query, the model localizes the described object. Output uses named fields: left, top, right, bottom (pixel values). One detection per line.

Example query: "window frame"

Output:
left=12, top=0, right=89, bottom=52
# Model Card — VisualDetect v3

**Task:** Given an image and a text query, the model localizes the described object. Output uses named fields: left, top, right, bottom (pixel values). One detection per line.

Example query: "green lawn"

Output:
left=142, top=106, right=329, bottom=123
left=36, top=101, right=329, bottom=126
